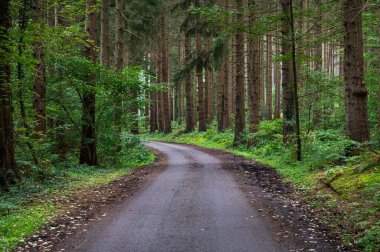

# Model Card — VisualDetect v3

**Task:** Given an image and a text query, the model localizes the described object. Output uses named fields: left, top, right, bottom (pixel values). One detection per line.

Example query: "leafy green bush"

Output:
left=356, top=221, right=380, bottom=252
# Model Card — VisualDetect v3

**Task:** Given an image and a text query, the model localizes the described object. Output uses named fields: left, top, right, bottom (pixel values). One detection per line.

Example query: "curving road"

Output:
left=75, top=142, right=287, bottom=252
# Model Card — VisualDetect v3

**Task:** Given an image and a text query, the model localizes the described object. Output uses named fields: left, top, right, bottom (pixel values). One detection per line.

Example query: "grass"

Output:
left=143, top=121, right=380, bottom=251
left=0, top=144, right=155, bottom=252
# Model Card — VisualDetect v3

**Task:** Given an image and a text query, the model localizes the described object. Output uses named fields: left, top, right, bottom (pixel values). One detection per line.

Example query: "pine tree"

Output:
left=234, top=0, right=246, bottom=145
left=0, top=0, right=16, bottom=190
left=79, top=0, right=98, bottom=166
left=343, top=0, right=370, bottom=142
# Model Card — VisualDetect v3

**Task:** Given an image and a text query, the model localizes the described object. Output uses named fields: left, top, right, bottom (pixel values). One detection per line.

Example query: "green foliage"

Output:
left=356, top=221, right=380, bottom=252
left=0, top=204, right=55, bottom=252
left=0, top=139, right=154, bottom=251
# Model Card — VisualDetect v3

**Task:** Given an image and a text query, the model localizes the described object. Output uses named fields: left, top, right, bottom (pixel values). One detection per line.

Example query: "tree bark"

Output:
left=178, top=35, right=183, bottom=126
left=247, top=0, right=260, bottom=133
left=205, top=36, right=213, bottom=124
left=185, top=33, right=194, bottom=131
left=150, top=53, right=158, bottom=132
left=266, top=34, right=273, bottom=120
left=161, top=14, right=171, bottom=133
left=114, top=0, right=124, bottom=69
left=259, top=38, right=265, bottom=115
left=80, top=0, right=98, bottom=166
left=343, top=0, right=370, bottom=142
left=313, top=0, right=323, bottom=126
left=281, top=0, right=295, bottom=142
left=233, top=0, right=246, bottom=145
left=195, top=4, right=206, bottom=132
left=274, top=37, right=281, bottom=119
left=217, top=57, right=225, bottom=131
left=100, top=0, right=109, bottom=66
left=289, top=0, right=302, bottom=161
left=32, top=0, right=47, bottom=136
left=0, top=0, right=16, bottom=190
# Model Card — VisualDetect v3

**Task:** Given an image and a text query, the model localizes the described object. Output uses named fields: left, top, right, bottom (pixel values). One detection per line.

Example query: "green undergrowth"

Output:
left=0, top=136, right=155, bottom=252
left=144, top=120, right=380, bottom=251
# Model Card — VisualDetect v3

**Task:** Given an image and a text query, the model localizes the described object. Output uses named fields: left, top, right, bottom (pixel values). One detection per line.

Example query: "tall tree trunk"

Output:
left=150, top=55, right=158, bottom=132
left=259, top=38, right=265, bottom=115
left=113, top=0, right=124, bottom=148
left=233, top=0, right=246, bottom=145
left=230, top=34, right=236, bottom=123
left=32, top=0, right=47, bottom=136
left=157, top=48, right=164, bottom=132
left=247, top=0, right=260, bottom=133
left=343, top=0, right=370, bottom=142
left=161, top=14, right=171, bottom=133
left=0, top=0, right=16, bottom=190
left=100, top=0, right=109, bottom=66
left=281, top=0, right=295, bottom=142
left=178, top=35, right=183, bottom=126
left=217, top=57, right=225, bottom=131
left=289, top=0, right=302, bottom=161
left=222, top=0, right=230, bottom=129
left=205, top=36, right=213, bottom=124
left=185, top=34, right=194, bottom=131
left=274, top=37, right=281, bottom=119
left=150, top=53, right=158, bottom=132
left=266, top=34, right=273, bottom=120
left=114, top=0, right=124, bottom=70
left=234, top=0, right=245, bottom=145
left=313, top=0, right=323, bottom=126
left=195, top=5, right=206, bottom=132
left=145, top=90, right=150, bottom=129
left=80, top=0, right=98, bottom=166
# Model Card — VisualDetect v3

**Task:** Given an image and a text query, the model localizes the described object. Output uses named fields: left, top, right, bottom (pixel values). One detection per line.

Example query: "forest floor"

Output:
left=0, top=149, right=156, bottom=252
left=10, top=148, right=166, bottom=252
left=15, top=142, right=350, bottom=251
left=145, top=128, right=380, bottom=252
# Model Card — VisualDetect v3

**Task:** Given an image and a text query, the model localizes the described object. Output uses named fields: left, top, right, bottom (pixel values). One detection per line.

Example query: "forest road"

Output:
left=74, top=141, right=288, bottom=252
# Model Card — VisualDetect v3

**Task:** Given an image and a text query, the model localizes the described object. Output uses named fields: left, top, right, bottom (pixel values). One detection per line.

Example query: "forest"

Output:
left=0, top=0, right=380, bottom=251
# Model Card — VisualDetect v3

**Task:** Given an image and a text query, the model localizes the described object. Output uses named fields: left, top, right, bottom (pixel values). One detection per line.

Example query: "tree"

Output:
left=289, top=0, right=301, bottom=161
left=160, top=14, right=172, bottom=134
left=205, top=36, right=213, bottom=124
left=247, top=0, right=260, bottom=133
left=195, top=0, right=206, bottom=132
left=274, top=37, right=281, bottom=120
left=280, top=0, right=295, bottom=142
left=100, top=0, right=109, bottom=66
left=114, top=0, right=124, bottom=70
left=313, top=0, right=323, bottom=126
left=342, top=0, right=370, bottom=142
left=0, top=0, right=16, bottom=190
left=185, top=19, right=194, bottom=131
left=32, top=0, right=47, bottom=136
left=178, top=35, right=184, bottom=126
left=266, top=34, right=273, bottom=120
left=79, top=0, right=98, bottom=166
left=233, top=0, right=246, bottom=145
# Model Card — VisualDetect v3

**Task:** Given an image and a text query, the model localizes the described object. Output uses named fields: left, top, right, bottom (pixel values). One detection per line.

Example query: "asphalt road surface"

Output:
left=75, top=142, right=287, bottom=252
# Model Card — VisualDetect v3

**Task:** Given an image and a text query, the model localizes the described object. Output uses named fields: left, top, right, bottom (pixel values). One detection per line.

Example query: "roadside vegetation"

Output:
left=145, top=122, right=380, bottom=251
left=0, top=135, right=154, bottom=252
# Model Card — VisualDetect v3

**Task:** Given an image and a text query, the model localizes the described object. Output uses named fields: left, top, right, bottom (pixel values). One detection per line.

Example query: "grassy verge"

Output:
left=143, top=121, right=380, bottom=251
left=0, top=144, right=155, bottom=252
